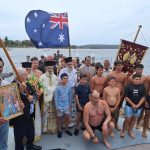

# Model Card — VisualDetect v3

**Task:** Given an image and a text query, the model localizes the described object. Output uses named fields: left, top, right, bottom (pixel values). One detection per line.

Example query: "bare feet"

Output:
left=128, top=131, right=135, bottom=139
left=120, top=131, right=125, bottom=138
left=103, top=138, right=111, bottom=149
left=136, top=124, right=140, bottom=129
left=110, top=132, right=115, bottom=137
left=126, top=126, right=129, bottom=130
left=142, top=132, right=147, bottom=138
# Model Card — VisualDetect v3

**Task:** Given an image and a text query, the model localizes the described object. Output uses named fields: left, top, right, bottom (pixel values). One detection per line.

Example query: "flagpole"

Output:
left=69, top=47, right=71, bottom=57
left=115, top=25, right=142, bottom=61
left=133, top=25, right=142, bottom=43
left=68, top=28, right=71, bottom=56
left=66, top=12, right=71, bottom=57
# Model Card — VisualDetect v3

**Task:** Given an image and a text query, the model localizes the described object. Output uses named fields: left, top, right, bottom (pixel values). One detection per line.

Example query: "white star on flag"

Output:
left=26, top=17, right=31, bottom=23
left=34, top=29, right=37, bottom=33
left=34, top=12, right=38, bottom=17
left=38, top=42, right=42, bottom=46
left=58, top=33, right=65, bottom=43
left=43, top=24, right=45, bottom=28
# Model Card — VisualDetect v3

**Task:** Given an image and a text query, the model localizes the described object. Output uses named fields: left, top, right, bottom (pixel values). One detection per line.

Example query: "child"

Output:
left=54, top=73, right=72, bottom=138
left=120, top=74, right=146, bottom=138
left=103, top=76, right=120, bottom=136
left=74, top=74, right=90, bottom=135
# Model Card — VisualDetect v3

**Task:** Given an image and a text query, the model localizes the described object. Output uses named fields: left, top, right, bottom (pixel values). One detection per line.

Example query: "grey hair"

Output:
left=14, top=67, right=26, bottom=78
left=72, top=57, right=77, bottom=61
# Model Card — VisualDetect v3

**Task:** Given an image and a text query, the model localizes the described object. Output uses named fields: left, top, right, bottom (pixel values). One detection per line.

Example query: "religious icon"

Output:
left=123, top=51, right=130, bottom=61
left=129, top=52, right=137, bottom=65
left=0, top=83, right=23, bottom=120
left=116, top=40, right=148, bottom=75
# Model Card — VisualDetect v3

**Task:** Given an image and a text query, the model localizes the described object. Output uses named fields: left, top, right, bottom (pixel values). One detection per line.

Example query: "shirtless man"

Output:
left=90, top=63, right=106, bottom=97
left=127, top=64, right=146, bottom=85
left=107, top=60, right=127, bottom=130
left=31, top=57, right=43, bottom=78
left=108, top=60, right=127, bottom=97
left=83, top=91, right=113, bottom=149
left=103, top=77, right=120, bottom=134
left=142, top=75, right=150, bottom=137
left=30, top=57, right=43, bottom=140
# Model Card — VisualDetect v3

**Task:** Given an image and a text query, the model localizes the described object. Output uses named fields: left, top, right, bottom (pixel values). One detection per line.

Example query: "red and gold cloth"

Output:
left=116, top=40, right=148, bottom=76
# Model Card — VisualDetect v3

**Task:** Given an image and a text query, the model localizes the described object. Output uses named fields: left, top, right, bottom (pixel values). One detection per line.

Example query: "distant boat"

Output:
left=43, top=48, right=51, bottom=51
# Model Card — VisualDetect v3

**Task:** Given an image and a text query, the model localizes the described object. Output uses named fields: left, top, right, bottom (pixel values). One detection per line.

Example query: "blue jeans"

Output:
left=0, top=122, right=9, bottom=150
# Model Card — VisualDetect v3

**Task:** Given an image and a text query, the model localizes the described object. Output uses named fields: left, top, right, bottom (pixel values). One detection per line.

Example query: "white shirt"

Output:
left=58, top=67, right=77, bottom=87
left=0, top=77, right=8, bottom=86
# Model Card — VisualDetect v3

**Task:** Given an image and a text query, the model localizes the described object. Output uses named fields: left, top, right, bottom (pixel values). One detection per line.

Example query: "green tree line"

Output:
left=4, top=36, right=34, bottom=47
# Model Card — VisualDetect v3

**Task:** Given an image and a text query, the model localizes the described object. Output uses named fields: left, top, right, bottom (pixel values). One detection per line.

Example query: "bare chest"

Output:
left=94, top=77, right=106, bottom=85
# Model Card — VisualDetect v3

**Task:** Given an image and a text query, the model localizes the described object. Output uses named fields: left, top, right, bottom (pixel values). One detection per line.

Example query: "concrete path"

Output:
left=117, top=144, right=150, bottom=150
left=8, top=127, right=150, bottom=150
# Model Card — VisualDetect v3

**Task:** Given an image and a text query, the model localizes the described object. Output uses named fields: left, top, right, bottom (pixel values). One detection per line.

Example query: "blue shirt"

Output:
left=75, top=84, right=90, bottom=105
left=54, top=84, right=71, bottom=109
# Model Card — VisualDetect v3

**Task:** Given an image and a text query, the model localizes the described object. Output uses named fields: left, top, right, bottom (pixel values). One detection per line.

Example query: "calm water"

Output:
left=0, top=48, right=150, bottom=75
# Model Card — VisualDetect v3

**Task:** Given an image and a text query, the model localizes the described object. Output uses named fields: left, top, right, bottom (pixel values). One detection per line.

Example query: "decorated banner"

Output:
left=117, top=40, right=148, bottom=76
left=25, top=10, right=70, bottom=48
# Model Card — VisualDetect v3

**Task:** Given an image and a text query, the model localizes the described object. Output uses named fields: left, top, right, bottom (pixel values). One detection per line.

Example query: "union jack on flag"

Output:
left=50, top=13, right=68, bottom=30
left=25, top=10, right=70, bottom=48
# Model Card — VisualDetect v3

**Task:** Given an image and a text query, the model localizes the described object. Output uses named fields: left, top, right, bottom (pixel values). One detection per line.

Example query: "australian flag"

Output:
left=25, top=10, right=70, bottom=48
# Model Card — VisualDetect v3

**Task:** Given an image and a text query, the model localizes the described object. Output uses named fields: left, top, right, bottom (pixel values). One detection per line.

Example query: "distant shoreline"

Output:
left=6, top=44, right=119, bottom=49
left=3, top=37, right=119, bottom=49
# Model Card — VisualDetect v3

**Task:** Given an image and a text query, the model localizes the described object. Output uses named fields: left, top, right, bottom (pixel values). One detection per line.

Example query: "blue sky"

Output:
left=0, top=0, right=150, bottom=46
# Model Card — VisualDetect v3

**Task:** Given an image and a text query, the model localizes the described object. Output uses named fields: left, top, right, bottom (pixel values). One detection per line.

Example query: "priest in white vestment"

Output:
left=39, top=60, right=58, bottom=133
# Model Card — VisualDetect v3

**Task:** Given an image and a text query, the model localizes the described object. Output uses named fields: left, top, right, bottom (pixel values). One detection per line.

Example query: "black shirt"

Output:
left=124, top=83, right=146, bottom=108
left=75, top=84, right=90, bottom=105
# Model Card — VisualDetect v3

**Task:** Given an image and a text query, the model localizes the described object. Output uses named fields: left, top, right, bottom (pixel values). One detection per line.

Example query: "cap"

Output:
left=21, top=62, right=32, bottom=68
left=64, top=57, right=72, bottom=63
left=45, top=61, right=57, bottom=66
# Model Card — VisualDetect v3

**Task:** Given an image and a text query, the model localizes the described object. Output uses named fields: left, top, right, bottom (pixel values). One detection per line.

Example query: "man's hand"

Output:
left=0, top=117, right=7, bottom=124
left=78, top=105, right=83, bottom=111
left=28, top=95, right=34, bottom=102
left=92, top=136, right=99, bottom=144
left=132, top=105, right=139, bottom=109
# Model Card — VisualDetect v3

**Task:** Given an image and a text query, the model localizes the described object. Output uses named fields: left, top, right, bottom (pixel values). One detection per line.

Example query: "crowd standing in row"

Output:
left=0, top=54, right=150, bottom=150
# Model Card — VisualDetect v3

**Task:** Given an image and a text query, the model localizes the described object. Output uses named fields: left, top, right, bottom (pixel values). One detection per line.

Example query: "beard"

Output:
left=46, top=71, right=52, bottom=76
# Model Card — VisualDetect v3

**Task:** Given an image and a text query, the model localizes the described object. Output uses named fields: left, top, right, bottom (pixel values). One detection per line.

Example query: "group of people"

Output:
left=0, top=54, right=150, bottom=150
